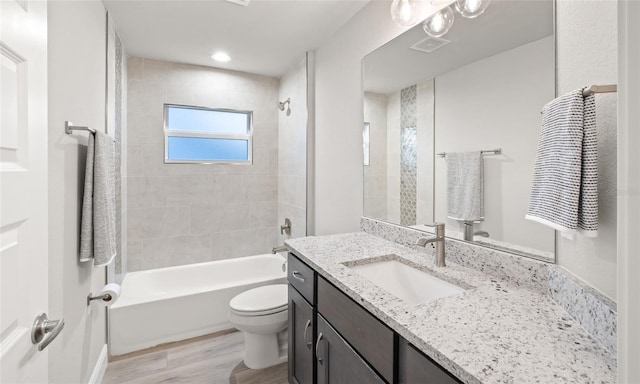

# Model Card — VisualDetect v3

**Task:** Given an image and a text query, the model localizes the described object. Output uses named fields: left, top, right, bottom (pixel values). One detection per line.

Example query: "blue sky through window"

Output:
left=167, top=137, right=248, bottom=161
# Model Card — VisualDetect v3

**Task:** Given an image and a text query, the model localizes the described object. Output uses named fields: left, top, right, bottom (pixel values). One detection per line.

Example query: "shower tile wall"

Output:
left=386, top=81, right=434, bottom=225
left=126, top=57, right=279, bottom=271
left=278, top=57, right=307, bottom=242
left=386, top=93, right=401, bottom=223
left=363, top=92, right=388, bottom=220
left=400, top=85, right=417, bottom=226
left=416, top=80, right=434, bottom=225
left=113, top=29, right=125, bottom=277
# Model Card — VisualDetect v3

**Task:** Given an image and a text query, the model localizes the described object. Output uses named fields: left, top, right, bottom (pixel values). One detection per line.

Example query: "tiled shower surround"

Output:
left=126, top=57, right=280, bottom=271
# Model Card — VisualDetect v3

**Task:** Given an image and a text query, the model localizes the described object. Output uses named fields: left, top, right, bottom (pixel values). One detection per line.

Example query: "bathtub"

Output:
left=109, top=254, right=287, bottom=356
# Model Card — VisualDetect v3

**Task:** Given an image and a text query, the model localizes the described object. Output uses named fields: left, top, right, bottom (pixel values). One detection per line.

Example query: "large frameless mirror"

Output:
left=362, top=0, right=556, bottom=262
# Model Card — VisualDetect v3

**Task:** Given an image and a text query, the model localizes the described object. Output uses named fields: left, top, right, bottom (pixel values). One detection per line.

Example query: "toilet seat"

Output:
left=229, top=284, right=288, bottom=316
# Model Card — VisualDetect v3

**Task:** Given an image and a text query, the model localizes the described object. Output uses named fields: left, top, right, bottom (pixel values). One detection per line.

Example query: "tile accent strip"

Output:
left=400, top=85, right=417, bottom=226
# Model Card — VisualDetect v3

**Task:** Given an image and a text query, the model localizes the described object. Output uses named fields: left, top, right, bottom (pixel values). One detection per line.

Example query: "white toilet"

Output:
left=229, top=284, right=289, bottom=369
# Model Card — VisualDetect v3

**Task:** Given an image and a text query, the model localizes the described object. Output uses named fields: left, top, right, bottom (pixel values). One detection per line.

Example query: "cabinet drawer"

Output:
left=316, top=315, right=385, bottom=384
left=398, top=338, right=461, bottom=384
left=288, top=253, right=315, bottom=304
left=317, top=277, right=394, bottom=383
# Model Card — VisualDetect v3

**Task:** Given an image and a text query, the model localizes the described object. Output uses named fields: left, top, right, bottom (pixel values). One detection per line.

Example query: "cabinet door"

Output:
left=289, top=285, right=314, bottom=384
left=316, top=315, right=385, bottom=384
left=398, top=338, right=461, bottom=384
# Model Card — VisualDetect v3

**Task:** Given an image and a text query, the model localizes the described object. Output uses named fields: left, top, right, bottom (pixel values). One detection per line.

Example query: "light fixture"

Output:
left=390, top=0, right=420, bottom=27
left=454, top=0, right=490, bottom=18
left=422, top=6, right=454, bottom=38
left=211, top=52, right=231, bottom=62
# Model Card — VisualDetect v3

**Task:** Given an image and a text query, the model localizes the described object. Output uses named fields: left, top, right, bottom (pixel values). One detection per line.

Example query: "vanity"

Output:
left=288, top=249, right=460, bottom=384
left=286, top=230, right=616, bottom=384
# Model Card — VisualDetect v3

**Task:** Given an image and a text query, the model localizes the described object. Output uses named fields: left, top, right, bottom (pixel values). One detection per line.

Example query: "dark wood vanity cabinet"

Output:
left=288, top=253, right=461, bottom=384
left=316, top=314, right=385, bottom=384
left=288, top=285, right=314, bottom=384
left=317, top=276, right=394, bottom=383
left=398, top=338, right=461, bottom=384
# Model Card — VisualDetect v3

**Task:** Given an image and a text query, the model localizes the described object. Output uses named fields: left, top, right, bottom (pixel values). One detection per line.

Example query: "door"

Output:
left=288, top=285, right=314, bottom=384
left=1, top=0, right=52, bottom=383
left=316, top=315, right=385, bottom=384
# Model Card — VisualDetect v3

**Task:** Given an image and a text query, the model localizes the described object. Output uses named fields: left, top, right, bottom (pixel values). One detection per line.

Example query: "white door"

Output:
left=0, top=0, right=53, bottom=383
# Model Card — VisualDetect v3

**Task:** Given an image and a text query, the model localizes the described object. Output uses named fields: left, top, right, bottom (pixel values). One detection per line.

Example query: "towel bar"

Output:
left=437, top=148, right=501, bottom=158
left=582, top=84, right=617, bottom=97
left=65, top=121, right=96, bottom=134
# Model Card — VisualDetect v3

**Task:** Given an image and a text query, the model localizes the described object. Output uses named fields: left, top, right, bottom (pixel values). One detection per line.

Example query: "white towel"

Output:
left=80, top=132, right=117, bottom=266
left=526, top=89, right=598, bottom=237
left=446, top=152, right=484, bottom=221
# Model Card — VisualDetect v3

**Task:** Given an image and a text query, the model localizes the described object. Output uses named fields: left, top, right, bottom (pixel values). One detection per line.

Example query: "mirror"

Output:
left=362, top=0, right=556, bottom=262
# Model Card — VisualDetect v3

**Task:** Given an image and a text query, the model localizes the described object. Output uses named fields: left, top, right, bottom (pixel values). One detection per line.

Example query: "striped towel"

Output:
left=526, top=88, right=598, bottom=237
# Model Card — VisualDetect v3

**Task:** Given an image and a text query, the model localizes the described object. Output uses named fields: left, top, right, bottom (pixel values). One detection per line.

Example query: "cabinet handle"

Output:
left=292, top=270, right=305, bottom=283
left=303, top=319, right=312, bottom=348
left=315, top=332, right=324, bottom=363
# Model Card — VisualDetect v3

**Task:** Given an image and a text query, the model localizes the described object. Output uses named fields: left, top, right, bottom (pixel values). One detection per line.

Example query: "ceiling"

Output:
left=363, top=0, right=554, bottom=94
left=103, top=0, right=370, bottom=78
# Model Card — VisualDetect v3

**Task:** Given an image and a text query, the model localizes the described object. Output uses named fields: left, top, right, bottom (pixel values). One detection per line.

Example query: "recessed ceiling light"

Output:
left=211, top=52, right=231, bottom=62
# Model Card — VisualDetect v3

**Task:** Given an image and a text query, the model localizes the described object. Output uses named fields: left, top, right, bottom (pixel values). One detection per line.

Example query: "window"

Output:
left=164, top=104, right=253, bottom=164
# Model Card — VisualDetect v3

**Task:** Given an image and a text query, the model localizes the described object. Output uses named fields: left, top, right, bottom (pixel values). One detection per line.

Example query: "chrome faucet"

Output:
left=272, top=245, right=288, bottom=254
left=415, top=223, right=446, bottom=267
left=463, top=221, right=490, bottom=241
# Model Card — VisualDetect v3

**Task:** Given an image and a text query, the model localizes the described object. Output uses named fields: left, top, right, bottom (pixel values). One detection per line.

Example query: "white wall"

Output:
left=433, top=37, right=555, bottom=253
left=278, top=57, right=308, bottom=241
left=314, top=1, right=408, bottom=235
left=556, top=0, right=617, bottom=300
left=47, top=1, right=108, bottom=382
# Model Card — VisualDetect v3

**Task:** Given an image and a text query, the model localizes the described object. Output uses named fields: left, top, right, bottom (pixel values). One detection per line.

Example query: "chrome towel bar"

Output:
left=437, top=148, right=501, bottom=158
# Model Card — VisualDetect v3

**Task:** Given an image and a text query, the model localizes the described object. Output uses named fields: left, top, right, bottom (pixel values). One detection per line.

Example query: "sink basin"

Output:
left=347, top=259, right=465, bottom=306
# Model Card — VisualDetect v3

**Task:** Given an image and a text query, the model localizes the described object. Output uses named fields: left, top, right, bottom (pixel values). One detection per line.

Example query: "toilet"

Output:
left=229, top=284, right=288, bottom=369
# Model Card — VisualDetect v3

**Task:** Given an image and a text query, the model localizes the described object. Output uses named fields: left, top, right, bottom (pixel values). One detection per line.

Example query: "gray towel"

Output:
left=446, top=152, right=484, bottom=221
left=526, top=88, right=598, bottom=237
left=80, top=132, right=117, bottom=266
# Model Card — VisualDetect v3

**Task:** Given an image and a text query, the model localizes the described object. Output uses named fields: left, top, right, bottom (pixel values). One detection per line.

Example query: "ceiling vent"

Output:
left=224, top=0, right=251, bottom=6
left=410, top=36, right=451, bottom=53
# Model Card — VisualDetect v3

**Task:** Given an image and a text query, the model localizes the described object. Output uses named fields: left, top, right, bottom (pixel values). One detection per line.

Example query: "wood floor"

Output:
left=103, top=330, right=288, bottom=384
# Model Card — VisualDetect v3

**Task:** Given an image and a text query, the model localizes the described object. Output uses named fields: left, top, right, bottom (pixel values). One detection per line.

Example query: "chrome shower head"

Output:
left=278, top=98, right=291, bottom=116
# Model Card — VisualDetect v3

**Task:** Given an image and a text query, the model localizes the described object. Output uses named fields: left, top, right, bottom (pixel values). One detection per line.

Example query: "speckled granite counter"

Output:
left=285, top=232, right=616, bottom=384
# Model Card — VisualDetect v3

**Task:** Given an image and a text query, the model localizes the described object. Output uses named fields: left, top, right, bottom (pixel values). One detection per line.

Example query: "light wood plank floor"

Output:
left=103, top=330, right=288, bottom=384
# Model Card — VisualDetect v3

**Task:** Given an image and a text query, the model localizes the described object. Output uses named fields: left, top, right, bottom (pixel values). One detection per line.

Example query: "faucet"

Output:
left=415, top=223, right=446, bottom=267
left=463, top=221, right=490, bottom=241
left=272, top=245, right=288, bottom=254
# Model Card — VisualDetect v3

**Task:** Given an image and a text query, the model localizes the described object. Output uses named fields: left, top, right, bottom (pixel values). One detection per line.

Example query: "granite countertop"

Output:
left=285, top=232, right=616, bottom=384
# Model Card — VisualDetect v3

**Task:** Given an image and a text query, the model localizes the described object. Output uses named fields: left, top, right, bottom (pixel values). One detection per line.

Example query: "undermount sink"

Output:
left=347, top=258, right=465, bottom=306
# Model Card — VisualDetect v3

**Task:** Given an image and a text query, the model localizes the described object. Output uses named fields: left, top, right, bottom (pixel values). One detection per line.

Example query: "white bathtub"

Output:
left=109, top=254, right=287, bottom=356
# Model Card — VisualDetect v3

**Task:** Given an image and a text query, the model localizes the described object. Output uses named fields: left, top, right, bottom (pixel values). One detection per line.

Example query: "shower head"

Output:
left=278, top=98, right=291, bottom=116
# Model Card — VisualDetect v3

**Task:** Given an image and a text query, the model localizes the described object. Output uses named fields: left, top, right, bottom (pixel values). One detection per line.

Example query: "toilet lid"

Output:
left=230, top=284, right=288, bottom=315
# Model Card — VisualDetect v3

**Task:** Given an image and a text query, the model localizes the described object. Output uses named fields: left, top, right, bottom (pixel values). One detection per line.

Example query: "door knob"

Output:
left=31, top=313, right=65, bottom=352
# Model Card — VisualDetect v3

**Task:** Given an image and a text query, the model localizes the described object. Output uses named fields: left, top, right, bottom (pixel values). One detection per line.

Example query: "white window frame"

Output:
left=163, top=103, right=253, bottom=164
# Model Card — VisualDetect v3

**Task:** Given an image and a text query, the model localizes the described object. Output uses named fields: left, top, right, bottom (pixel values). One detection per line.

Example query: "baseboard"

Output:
left=87, top=344, right=108, bottom=384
